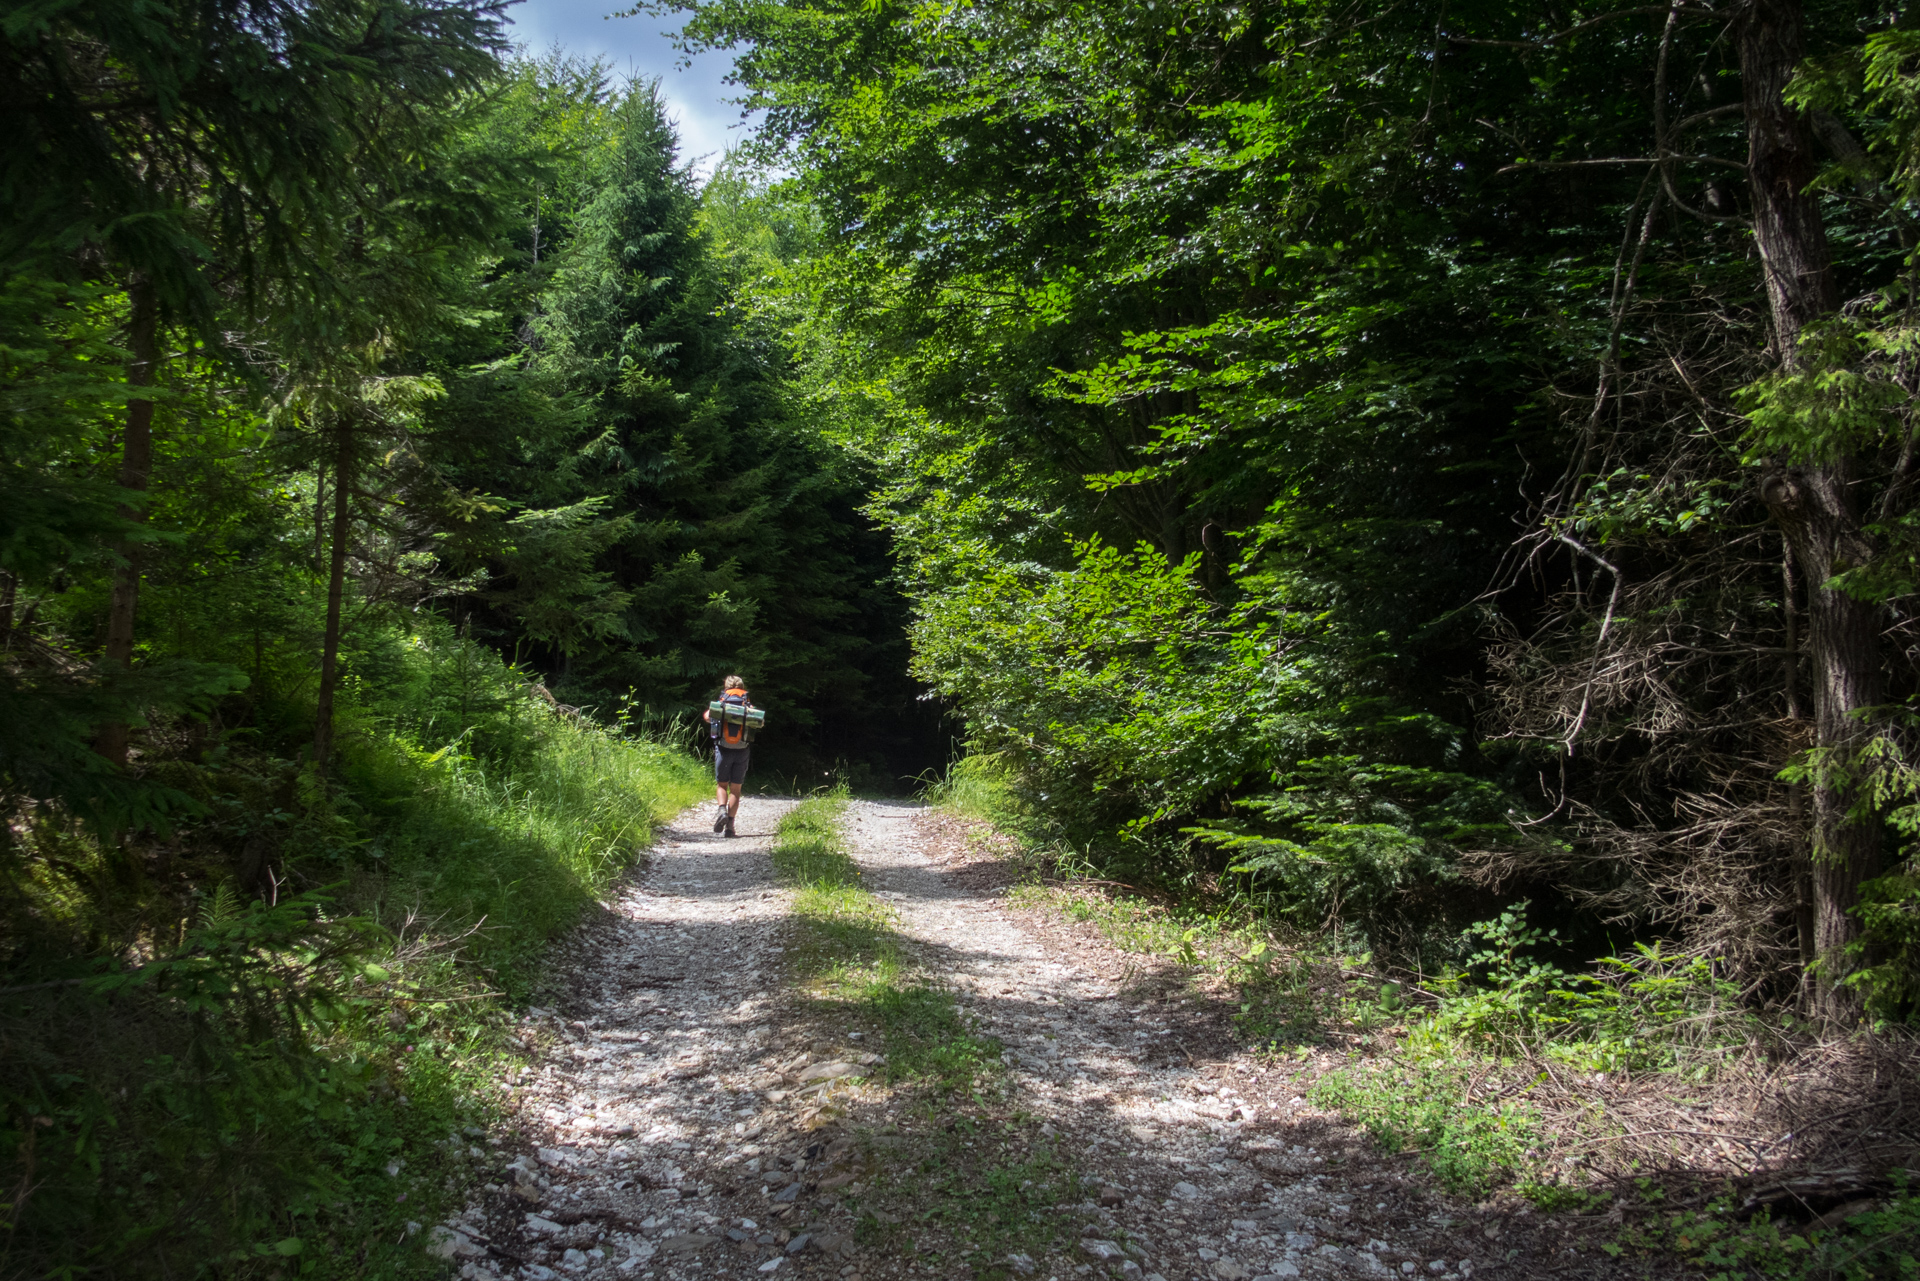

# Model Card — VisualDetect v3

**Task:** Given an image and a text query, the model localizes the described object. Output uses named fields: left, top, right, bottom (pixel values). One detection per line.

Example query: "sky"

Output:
left=504, top=0, right=753, bottom=177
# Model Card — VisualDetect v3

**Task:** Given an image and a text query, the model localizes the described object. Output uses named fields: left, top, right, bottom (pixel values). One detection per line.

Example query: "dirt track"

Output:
left=429, top=799, right=1628, bottom=1281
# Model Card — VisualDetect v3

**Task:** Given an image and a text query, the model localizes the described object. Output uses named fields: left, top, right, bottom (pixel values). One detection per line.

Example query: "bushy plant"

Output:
left=1850, top=861, right=1920, bottom=1026
left=1309, top=1061, right=1541, bottom=1195
left=1193, top=754, right=1518, bottom=930
left=910, top=535, right=1520, bottom=947
left=1407, top=904, right=1757, bottom=1076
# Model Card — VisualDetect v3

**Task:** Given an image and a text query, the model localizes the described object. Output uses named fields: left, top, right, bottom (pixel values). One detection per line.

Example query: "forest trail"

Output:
left=438, top=801, right=1615, bottom=1281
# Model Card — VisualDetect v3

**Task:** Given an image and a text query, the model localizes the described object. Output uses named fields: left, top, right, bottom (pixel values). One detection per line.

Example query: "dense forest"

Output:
left=680, top=0, right=1920, bottom=1021
left=1, top=2, right=933, bottom=1272
left=6, top=0, right=1920, bottom=1274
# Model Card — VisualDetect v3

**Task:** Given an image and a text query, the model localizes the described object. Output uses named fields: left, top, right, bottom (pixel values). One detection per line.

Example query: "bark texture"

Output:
left=1741, top=0, right=1882, bottom=1012
left=92, top=274, right=160, bottom=768
left=311, top=433, right=353, bottom=781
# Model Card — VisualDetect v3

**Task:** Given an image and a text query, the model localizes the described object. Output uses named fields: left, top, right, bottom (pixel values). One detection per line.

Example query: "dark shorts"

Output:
left=714, top=745, right=751, bottom=786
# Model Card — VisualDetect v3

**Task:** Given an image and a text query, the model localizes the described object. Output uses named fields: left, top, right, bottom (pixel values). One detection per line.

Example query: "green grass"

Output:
left=1307, top=1061, right=1541, bottom=1196
left=919, top=753, right=1029, bottom=828
left=852, top=1126, right=1085, bottom=1275
left=769, top=796, right=1001, bottom=1095
left=0, top=673, right=708, bottom=1281
left=770, top=792, right=866, bottom=889
left=338, top=715, right=707, bottom=987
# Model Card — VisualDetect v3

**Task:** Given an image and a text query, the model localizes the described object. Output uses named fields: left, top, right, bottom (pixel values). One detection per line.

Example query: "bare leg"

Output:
left=725, top=783, right=743, bottom=816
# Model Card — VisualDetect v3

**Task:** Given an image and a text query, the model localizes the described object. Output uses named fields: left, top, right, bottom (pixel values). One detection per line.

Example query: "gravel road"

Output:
left=429, top=799, right=1611, bottom=1281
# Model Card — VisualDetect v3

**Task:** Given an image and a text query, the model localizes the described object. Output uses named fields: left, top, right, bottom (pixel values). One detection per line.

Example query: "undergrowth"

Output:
left=1604, top=1177, right=1920, bottom=1281
left=1306, top=1062, right=1540, bottom=1196
left=935, top=757, right=1920, bottom=1277
left=770, top=794, right=1000, bottom=1095
left=0, top=626, right=708, bottom=1280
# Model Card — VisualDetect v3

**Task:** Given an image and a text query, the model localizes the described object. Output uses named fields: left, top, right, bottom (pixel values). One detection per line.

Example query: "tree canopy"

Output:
left=680, top=0, right=1920, bottom=1018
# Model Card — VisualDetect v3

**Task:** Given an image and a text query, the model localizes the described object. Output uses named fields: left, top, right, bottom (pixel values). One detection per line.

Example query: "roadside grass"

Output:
left=1007, top=882, right=1359, bottom=1047
left=1306, top=1062, right=1540, bottom=1196
left=339, top=712, right=709, bottom=988
left=0, top=649, right=708, bottom=1281
left=962, top=799, right=1920, bottom=1277
left=769, top=795, right=1000, bottom=1095
left=920, top=753, right=1030, bottom=828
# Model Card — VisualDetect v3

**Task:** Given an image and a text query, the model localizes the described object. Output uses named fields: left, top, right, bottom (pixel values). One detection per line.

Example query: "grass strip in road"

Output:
left=770, top=795, right=1000, bottom=1094
left=852, top=1121, right=1086, bottom=1278
left=769, top=799, right=1090, bottom=1277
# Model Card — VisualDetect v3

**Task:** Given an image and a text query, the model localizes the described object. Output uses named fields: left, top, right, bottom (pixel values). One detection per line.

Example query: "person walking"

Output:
left=703, top=675, right=760, bottom=837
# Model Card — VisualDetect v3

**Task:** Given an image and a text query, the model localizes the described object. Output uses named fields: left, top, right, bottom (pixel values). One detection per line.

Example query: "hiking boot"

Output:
left=724, top=814, right=736, bottom=838
left=713, top=806, right=727, bottom=833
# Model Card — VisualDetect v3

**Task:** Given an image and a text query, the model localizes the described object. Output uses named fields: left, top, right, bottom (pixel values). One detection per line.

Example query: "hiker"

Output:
left=703, top=675, right=762, bottom=837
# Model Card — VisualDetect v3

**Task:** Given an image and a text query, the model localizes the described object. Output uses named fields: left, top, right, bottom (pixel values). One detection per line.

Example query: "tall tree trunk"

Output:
left=1741, top=0, right=1882, bottom=1014
left=93, top=274, right=161, bottom=767
left=311, top=430, right=353, bottom=781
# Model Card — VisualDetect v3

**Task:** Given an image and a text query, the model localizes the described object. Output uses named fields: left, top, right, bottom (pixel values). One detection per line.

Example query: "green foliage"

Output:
left=1196, top=756, right=1518, bottom=929
left=909, top=538, right=1270, bottom=834
left=0, top=620, right=706, bottom=1278
left=1609, top=1179, right=1920, bottom=1281
left=417, top=73, right=937, bottom=779
left=0, top=277, right=252, bottom=832
left=0, top=6, right=931, bottom=1278
left=679, top=0, right=1569, bottom=946
left=1778, top=728, right=1920, bottom=1020
left=0, top=0, right=510, bottom=335
left=0, top=277, right=134, bottom=579
left=1849, top=862, right=1920, bottom=1026
left=1403, top=905, right=1758, bottom=1076
left=1308, top=1061, right=1541, bottom=1196
left=1738, top=321, right=1918, bottom=468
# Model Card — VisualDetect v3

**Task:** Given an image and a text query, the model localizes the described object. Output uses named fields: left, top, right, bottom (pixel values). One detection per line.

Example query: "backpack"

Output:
left=709, top=688, right=766, bottom=748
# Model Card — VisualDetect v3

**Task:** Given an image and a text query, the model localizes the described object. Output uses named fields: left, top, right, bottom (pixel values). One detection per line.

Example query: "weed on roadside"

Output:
left=1603, top=1179, right=1920, bottom=1280
left=919, top=754, right=1030, bottom=830
left=1307, top=1061, right=1540, bottom=1196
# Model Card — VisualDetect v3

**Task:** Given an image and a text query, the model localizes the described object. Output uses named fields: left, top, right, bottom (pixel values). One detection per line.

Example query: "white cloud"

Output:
left=505, top=0, right=757, bottom=177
